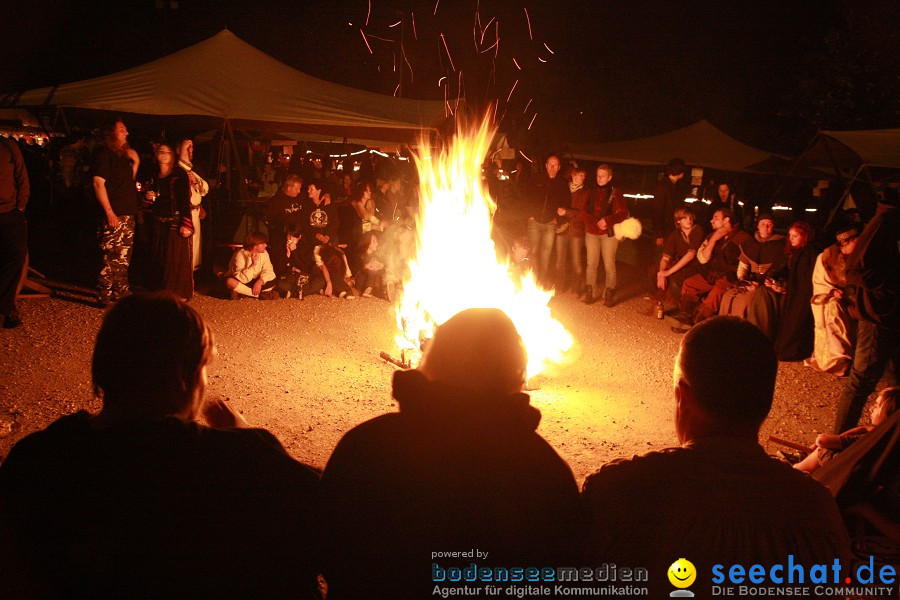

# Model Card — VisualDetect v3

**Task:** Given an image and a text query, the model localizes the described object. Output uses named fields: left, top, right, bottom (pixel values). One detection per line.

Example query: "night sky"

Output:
left=2, top=0, right=897, bottom=154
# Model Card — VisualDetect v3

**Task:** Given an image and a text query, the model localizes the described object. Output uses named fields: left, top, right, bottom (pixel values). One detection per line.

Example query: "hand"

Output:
left=323, top=282, right=333, bottom=297
left=179, top=226, right=192, bottom=238
left=199, top=206, right=206, bottom=219
left=655, top=237, right=664, bottom=246
left=202, top=396, right=249, bottom=429
left=252, top=281, right=263, bottom=296
left=145, top=190, right=157, bottom=202
left=251, top=253, right=260, bottom=265
left=711, top=227, right=728, bottom=241
left=557, top=207, right=566, bottom=216
left=598, top=218, right=608, bottom=229
left=833, top=289, right=843, bottom=300
left=815, top=433, right=841, bottom=449
left=316, top=233, right=329, bottom=244
left=106, top=210, right=119, bottom=228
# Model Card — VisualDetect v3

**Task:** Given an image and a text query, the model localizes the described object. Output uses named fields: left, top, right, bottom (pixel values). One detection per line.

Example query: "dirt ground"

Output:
left=0, top=266, right=858, bottom=486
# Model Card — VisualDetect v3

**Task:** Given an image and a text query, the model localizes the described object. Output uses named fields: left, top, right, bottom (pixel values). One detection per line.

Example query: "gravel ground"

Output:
left=0, top=277, right=851, bottom=485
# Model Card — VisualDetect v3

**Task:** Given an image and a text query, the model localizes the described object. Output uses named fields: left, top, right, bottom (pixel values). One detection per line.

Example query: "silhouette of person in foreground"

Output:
left=321, top=308, right=580, bottom=599
left=0, top=292, right=322, bottom=599
left=581, top=316, right=851, bottom=598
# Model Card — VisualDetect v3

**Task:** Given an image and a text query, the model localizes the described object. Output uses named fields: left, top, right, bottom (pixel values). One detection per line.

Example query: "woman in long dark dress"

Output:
left=747, top=221, right=817, bottom=361
left=145, top=144, right=193, bottom=300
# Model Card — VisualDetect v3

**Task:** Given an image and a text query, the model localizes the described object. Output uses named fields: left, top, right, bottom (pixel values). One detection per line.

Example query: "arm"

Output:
left=736, top=259, right=749, bottom=281
left=663, top=250, right=696, bottom=277
left=229, top=251, right=258, bottom=284
left=93, top=175, right=119, bottom=228
left=696, top=235, right=719, bottom=264
left=6, top=140, right=29, bottom=210
left=174, top=173, right=194, bottom=237
left=258, top=251, right=276, bottom=283
left=125, top=148, right=139, bottom=179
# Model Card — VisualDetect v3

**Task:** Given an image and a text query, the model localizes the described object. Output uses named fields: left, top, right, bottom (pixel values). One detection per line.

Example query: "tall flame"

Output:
left=393, top=116, right=572, bottom=378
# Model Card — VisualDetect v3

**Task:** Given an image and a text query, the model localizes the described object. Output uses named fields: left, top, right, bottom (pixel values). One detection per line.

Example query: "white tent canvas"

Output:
left=566, top=120, right=778, bottom=172
left=7, top=29, right=447, bottom=144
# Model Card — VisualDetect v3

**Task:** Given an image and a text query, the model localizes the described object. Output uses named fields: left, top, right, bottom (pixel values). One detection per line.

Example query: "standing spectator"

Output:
left=580, top=164, right=628, bottom=307
left=554, top=167, right=588, bottom=295
left=91, top=119, right=139, bottom=306
left=0, top=292, right=322, bottom=598
left=145, top=144, right=193, bottom=300
left=834, top=188, right=900, bottom=433
left=804, top=223, right=861, bottom=375
left=0, top=135, right=29, bottom=328
left=581, top=317, right=850, bottom=598
left=176, top=139, right=208, bottom=271
left=526, top=155, right=568, bottom=287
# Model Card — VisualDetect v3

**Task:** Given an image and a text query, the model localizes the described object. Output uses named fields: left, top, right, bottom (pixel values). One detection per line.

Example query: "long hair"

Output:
left=786, top=221, right=814, bottom=255
left=101, top=119, right=128, bottom=156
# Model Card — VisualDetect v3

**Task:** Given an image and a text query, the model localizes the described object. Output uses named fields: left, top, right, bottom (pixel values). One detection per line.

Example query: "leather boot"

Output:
left=603, top=288, right=616, bottom=307
left=583, top=285, right=595, bottom=305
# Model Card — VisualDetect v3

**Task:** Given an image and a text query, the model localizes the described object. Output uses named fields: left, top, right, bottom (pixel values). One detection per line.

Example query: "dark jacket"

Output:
left=528, top=174, right=569, bottom=223
left=321, top=370, right=581, bottom=599
left=846, top=202, right=900, bottom=328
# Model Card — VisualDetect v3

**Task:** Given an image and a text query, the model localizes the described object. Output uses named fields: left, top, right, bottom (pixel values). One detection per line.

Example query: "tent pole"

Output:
left=224, top=119, right=249, bottom=202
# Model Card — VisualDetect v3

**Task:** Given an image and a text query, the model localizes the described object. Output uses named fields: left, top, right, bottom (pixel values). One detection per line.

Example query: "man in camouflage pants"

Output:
left=91, top=120, right=139, bottom=306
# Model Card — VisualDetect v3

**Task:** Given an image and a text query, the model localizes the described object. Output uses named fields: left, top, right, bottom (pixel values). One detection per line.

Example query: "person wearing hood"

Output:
left=320, top=308, right=580, bottom=599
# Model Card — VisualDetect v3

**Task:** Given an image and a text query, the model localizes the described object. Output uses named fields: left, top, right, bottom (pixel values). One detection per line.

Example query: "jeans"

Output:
left=555, top=235, right=584, bottom=286
left=834, top=318, right=899, bottom=432
left=585, top=232, right=619, bottom=291
left=527, top=219, right=556, bottom=283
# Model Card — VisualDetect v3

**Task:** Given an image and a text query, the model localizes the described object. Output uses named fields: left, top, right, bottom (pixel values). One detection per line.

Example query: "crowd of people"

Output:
left=4, top=292, right=890, bottom=598
left=1, top=118, right=898, bottom=597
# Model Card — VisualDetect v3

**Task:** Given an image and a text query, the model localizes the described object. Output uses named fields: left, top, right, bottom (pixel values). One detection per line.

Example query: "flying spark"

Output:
left=513, top=57, right=521, bottom=70
left=506, top=79, right=519, bottom=102
left=528, top=112, right=538, bottom=130
left=543, top=42, right=554, bottom=54
left=440, top=33, right=456, bottom=71
left=360, top=29, right=373, bottom=54
left=524, top=7, right=533, bottom=40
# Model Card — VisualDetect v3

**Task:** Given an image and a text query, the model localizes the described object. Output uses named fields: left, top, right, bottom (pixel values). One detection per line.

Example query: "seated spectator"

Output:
left=675, top=208, right=750, bottom=327
left=508, top=235, right=534, bottom=282
left=264, top=174, right=304, bottom=273
left=0, top=292, right=322, bottom=598
left=303, top=242, right=356, bottom=299
left=718, top=212, right=785, bottom=318
left=299, top=182, right=339, bottom=267
left=274, top=227, right=310, bottom=300
left=350, top=181, right=381, bottom=234
left=655, top=206, right=704, bottom=313
left=321, top=308, right=580, bottom=599
left=794, top=386, right=898, bottom=473
left=747, top=221, right=817, bottom=361
left=224, top=231, right=277, bottom=299
left=256, top=162, right=279, bottom=198
left=352, top=231, right=385, bottom=299
left=581, top=316, right=851, bottom=598
left=804, top=223, right=861, bottom=375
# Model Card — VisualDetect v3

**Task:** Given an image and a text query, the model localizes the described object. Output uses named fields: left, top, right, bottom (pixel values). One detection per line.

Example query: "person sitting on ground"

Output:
left=303, top=241, right=356, bottom=299
left=794, top=386, right=898, bottom=474
left=655, top=206, right=704, bottom=313
left=274, top=227, right=310, bottom=300
left=581, top=316, right=851, bottom=598
left=718, top=211, right=785, bottom=318
left=350, top=181, right=381, bottom=234
left=352, top=231, right=385, bottom=299
left=299, top=181, right=339, bottom=268
left=747, top=221, right=817, bottom=361
left=508, top=235, right=534, bottom=282
left=321, top=308, right=580, bottom=599
left=676, top=208, right=750, bottom=326
left=0, top=292, right=322, bottom=598
left=804, top=223, right=861, bottom=375
left=225, top=231, right=277, bottom=299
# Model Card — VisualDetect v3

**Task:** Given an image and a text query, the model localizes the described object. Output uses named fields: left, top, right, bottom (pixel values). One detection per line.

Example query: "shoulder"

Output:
left=583, top=447, right=684, bottom=498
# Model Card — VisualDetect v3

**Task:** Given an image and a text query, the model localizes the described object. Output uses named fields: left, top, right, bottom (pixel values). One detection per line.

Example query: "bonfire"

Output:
left=392, top=116, right=572, bottom=379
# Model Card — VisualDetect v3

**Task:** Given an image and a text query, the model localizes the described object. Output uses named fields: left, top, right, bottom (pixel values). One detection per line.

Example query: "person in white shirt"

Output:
left=225, top=232, right=276, bottom=298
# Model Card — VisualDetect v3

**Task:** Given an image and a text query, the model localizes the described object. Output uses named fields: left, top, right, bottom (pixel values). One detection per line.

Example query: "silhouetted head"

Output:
left=93, top=291, right=215, bottom=421
left=418, top=308, right=527, bottom=397
left=674, top=316, right=777, bottom=442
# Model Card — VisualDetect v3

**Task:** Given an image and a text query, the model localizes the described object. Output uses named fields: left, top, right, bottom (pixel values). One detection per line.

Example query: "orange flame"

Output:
left=393, top=116, right=572, bottom=378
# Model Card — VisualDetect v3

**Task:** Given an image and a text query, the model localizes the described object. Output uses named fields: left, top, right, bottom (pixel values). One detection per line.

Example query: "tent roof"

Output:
left=566, top=120, right=777, bottom=172
left=7, top=29, right=446, bottom=144
left=816, top=128, right=900, bottom=170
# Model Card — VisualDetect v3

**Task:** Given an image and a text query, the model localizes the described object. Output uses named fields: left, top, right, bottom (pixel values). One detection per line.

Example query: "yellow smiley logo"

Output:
left=668, top=558, right=696, bottom=588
